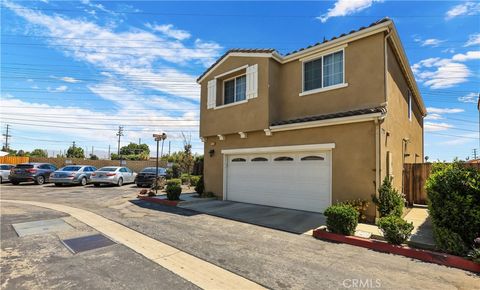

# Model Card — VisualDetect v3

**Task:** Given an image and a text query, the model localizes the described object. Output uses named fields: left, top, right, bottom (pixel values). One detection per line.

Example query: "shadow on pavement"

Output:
left=129, top=199, right=200, bottom=217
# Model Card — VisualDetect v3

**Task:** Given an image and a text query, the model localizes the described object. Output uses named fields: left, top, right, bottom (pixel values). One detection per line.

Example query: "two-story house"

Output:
left=197, top=18, right=426, bottom=219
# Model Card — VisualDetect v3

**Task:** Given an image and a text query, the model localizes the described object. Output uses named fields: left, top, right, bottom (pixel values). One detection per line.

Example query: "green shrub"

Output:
left=189, top=175, right=201, bottom=187
left=377, top=215, right=414, bottom=245
left=342, top=199, right=370, bottom=222
left=166, top=178, right=181, bottom=187
left=324, top=204, right=359, bottom=235
left=372, top=176, right=404, bottom=217
left=166, top=164, right=180, bottom=179
left=180, top=173, right=190, bottom=185
left=426, top=161, right=480, bottom=255
left=166, top=183, right=182, bottom=200
left=194, top=175, right=204, bottom=195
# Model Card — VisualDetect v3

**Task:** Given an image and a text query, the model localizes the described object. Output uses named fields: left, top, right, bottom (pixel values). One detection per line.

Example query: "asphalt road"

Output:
left=1, top=182, right=479, bottom=289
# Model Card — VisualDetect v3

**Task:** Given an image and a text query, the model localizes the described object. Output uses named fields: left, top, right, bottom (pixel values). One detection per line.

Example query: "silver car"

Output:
left=91, top=166, right=136, bottom=187
left=50, top=165, right=97, bottom=186
left=0, top=164, right=15, bottom=183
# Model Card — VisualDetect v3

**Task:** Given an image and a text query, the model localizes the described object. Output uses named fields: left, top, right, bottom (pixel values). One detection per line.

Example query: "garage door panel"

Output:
left=226, top=151, right=331, bottom=213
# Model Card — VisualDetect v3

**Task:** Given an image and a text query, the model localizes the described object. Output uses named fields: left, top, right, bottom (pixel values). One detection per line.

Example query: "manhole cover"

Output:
left=12, top=219, right=74, bottom=237
left=61, top=234, right=116, bottom=253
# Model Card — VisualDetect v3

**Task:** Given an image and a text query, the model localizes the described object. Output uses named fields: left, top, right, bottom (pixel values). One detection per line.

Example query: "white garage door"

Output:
left=225, top=151, right=331, bottom=213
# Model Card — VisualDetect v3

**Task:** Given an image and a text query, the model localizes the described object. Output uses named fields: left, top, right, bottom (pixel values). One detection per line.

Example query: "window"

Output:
left=301, top=156, right=325, bottom=161
left=251, top=157, right=268, bottom=162
left=303, top=50, right=344, bottom=92
left=231, top=158, right=246, bottom=162
left=120, top=168, right=127, bottom=172
left=224, top=75, right=246, bottom=105
left=408, top=90, right=412, bottom=121
left=274, top=156, right=294, bottom=161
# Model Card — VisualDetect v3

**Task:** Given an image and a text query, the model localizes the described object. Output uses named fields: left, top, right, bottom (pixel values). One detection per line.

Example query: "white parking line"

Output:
left=2, top=199, right=266, bottom=290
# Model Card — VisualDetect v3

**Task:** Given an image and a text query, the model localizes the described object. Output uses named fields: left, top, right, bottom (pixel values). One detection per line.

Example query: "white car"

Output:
left=90, top=166, right=136, bottom=187
left=0, top=164, right=14, bottom=183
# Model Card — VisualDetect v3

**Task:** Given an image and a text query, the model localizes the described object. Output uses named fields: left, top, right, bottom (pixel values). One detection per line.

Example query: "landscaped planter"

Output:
left=137, top=195, right=181, bottom=206
left=313, top=228, right=480, bottom=273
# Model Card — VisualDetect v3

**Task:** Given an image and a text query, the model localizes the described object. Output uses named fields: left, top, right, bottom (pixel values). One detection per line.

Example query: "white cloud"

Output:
left=424, top=113, right=443, bottom=120
left=427, top=107, right=464, bottom=114
left=465, top=33, right=480, bottom=47
left=445, top=1, right=480, bottom=19
left=412, top=52, right=475, bottom=89
left=47, top=85, right=68, bottom=92
left=458, top=92, right=479, bottom=103
left=420, top=38, right=445, bottom=47
left=145, top=23, right=191, bottom=41
left=317, top=0, right=381, bottom=23
left=51, top=76, right=81, bottom=83
left=4, top=1, right=222, bottom=101
left=452, top=51, right=480, bottom=61
left=424, top=122, right=454, bottom=132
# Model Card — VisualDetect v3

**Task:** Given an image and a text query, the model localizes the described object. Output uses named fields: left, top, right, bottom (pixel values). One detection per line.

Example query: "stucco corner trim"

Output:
left=270, top=112, right=384, bottom=132
left=221, top=143, right=335, bottom=155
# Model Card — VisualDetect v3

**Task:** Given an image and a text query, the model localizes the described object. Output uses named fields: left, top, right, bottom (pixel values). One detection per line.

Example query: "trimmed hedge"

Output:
left=372, top=176, right=404, bottom=217
left=426, top=162, right=480, bottom=256
left=194, top=175, right=204, bottom=195
left=166, top=182, right=182, bottom=200
left=324, top=204, right=359, bottom=235
left=377, top=215, right=414, bottom=245
left=166, top=178, right=181, bottom=187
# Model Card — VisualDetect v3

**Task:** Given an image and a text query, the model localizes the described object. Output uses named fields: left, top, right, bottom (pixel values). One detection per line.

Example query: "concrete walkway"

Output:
left=2, top=199, right=265, bottom=290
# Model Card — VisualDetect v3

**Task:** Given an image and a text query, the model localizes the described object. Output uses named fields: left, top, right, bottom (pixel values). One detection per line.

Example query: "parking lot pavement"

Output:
left=1, top=183, right=479, bottom=289
left=1, top=202, right=198, bottom=290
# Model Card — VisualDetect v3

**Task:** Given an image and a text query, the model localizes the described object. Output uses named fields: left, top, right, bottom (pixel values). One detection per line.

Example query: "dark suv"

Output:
left=9, top=163, right=57, bottom=185
left=135, top=167, right=166, bottom=187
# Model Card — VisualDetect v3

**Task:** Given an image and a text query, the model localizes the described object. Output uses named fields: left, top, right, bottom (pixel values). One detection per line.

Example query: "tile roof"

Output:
left=270, top=106, right=387, bottom=127
left=197, top=18, right=391, bottom=82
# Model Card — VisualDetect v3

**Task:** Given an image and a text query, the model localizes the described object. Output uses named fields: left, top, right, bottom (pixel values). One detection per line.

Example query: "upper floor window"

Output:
left=224, top=75, right=246, bottom=105
left=303, top=50, right=344, bottom=93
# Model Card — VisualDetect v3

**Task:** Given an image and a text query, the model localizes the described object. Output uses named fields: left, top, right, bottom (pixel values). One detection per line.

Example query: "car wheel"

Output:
left=54, top=183, right=62, bottom=186
left=80, top=177, right=87, bottom=186
left=93, top=183, right=100, bottom=187
left=0, top=177, right=2, bottom=184
left=136, top=184, right=142, bottom=188
left=11, top=180, right=19, bottom=185
left=35, top=175, right=45, bottom=185
left=117, top=178, right=123, bottom=187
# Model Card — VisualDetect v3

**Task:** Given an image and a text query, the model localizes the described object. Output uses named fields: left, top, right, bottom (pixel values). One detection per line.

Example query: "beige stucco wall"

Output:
left=381, top=42, right=424, bottom=192
left=203, top=121, right=378, bottom=218
left=271, top=32, right=386, bottom=123
left=199, top=57, right=271, bottom=137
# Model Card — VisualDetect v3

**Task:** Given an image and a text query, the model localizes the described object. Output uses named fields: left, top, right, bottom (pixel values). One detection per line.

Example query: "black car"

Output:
left=135, top=167, right=166, bottom=187
left=9, top=163, right=57, bottom=185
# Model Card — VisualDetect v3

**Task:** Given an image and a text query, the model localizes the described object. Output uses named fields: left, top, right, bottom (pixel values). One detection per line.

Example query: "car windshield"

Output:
left=15, top=164, right=34, bottom=168
left=141, top=167, right=165, bottom=173
left=98, top=167, right=117, bottom=172
left=60, top=166, right=82, bottom=171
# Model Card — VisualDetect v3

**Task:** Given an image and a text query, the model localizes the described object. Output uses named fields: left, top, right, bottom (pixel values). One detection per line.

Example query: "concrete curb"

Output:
left=313, top=229, right=480, bottom=273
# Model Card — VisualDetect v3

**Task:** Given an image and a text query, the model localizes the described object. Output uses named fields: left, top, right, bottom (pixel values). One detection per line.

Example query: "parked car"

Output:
left=135, top=167, right=167, bottom=188
left=90, top=166, right=136, bottom=187
left=50, top=165, right=97, bottom=186
left=9, top=163, right=57, bottom=185
left=0, top=164, right=15, bottom=183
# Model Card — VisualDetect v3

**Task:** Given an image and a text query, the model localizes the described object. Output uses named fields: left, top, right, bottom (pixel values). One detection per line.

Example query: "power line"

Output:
left=0, top=105, right=197, bottom=111
left=2, top=117, right=198, bottom=127
left=426, top=132, right=478, bottom=139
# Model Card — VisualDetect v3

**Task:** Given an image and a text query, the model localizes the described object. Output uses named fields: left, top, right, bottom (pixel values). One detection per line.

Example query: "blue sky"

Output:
left=1, top=0, right=479, bottom=160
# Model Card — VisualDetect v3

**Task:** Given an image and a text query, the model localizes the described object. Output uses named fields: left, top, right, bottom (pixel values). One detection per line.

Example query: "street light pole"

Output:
left=153, top=133, right=167, bottom=194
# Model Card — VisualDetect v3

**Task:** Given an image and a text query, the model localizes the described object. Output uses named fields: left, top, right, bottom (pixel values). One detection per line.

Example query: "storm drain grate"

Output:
left=12, top=218, right=74, bottom=237
left=61, top=234, right=116, bottom=253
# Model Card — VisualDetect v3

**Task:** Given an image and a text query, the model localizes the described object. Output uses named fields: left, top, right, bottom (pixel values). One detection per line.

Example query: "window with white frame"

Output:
left=303, top=50, right=344, bottom=92
left=224, top=75, right=246, bottom=105
left=408, top=90, right=412, bottom=121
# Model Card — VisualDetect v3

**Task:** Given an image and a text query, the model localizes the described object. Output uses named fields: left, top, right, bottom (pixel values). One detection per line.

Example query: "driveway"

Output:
left=179, top=200, right=326, bottom=234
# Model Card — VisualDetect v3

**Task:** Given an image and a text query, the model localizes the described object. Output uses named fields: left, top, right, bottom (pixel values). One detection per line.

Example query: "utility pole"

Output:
left=116, top=126, right=124, bottom=165
left=108, top=145, right=111, bottom=160
left=168, top=141, right=171, bottom=156
left=91, top=146, right=94, bottom=156
left=138, top=138, right=141, bottom=145
left=72, top=141, right=76, bottom=150
left=2, top=124, right=11, bottom=150
left=473, top=149, right=478, bottom=160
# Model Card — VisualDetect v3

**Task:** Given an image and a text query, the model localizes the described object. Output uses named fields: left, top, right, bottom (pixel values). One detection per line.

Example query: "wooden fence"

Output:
left=0, top=156, right=29, bottom=165
left=403, top=163, right=480, bottom=205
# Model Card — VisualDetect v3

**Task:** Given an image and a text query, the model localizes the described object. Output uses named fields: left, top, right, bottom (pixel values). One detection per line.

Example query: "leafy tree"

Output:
left=114, top=143, right=150, bottom=160
left=30, top=148, right=48, bottom=158
left=66, top=146, right=85, bottom=158
left=178, top=133, right=194, bottom=178
left=89, top=154, right=99, bottom=160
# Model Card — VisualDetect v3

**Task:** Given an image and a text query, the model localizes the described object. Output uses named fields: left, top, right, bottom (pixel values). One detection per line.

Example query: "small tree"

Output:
left=30, top=148, right=48, bottom=158
left=89, top=154, right=99, bottom=160
left=66, top=146, right=85, bottom=158
left=372, top=176, right=404, bottom=218
left=178, top=133, right=194, bottom=184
